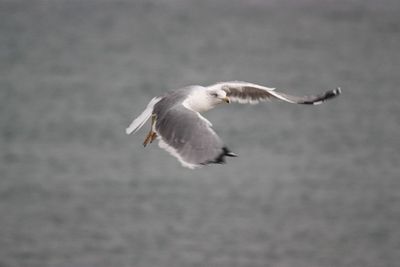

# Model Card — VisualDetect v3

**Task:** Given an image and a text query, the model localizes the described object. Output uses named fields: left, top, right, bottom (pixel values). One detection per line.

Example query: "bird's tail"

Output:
left=126, top=97, right=161, bottom=135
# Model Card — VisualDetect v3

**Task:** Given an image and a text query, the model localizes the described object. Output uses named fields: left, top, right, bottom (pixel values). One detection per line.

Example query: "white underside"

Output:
left=207, top=81, right=298, bottom=104
left=229, top=96, right=268, bottom=104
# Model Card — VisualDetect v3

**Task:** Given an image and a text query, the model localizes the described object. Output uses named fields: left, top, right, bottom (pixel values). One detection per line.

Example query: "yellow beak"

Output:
left=223, top=97, right=230, bottom=103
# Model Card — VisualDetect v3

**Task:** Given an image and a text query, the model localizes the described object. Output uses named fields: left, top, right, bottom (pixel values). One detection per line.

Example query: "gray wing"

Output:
left=154, top=105, right=236, bottom=169
left=212, top=81, right=341, bottom=105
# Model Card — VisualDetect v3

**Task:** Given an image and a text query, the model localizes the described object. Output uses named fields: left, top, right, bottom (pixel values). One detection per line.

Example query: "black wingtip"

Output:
left=226, top=151, right=238, bottom=157
left=222, top=147, right=238, bottom=158
left=325, top=87, right=342, bottom=99
left=302, top=87, right=342, bottom=105
left=225, top=150, right=238, bottom=158
left=203, top=147, right=238, bottom=165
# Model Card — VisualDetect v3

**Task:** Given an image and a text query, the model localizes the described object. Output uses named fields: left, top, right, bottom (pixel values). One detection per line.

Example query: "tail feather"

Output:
left=126, top=97, right=161, bottom=135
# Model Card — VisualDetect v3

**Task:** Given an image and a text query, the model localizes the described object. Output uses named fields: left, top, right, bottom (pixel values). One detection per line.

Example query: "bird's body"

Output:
left=126, top=81, right=341, bottom=169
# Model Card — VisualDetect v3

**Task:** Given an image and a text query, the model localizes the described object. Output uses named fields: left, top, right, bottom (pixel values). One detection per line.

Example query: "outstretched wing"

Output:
left=209, top=81, right=341, bottom=105
left=154, top=105, right=236, bottom=169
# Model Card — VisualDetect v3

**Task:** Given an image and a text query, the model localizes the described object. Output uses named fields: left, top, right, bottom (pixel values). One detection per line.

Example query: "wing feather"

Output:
left=209, top=81, right=341, bottom=105
left=154, top=105, right=236, bottom=169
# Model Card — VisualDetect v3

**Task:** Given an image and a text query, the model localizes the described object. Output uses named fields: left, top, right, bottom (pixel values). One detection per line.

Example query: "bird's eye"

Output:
left=210, top=92, right=218, bottom=97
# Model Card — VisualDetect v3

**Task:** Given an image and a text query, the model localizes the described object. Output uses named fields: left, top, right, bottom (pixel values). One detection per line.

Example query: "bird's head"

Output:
left=183, top=86, right=231, bottom=113
left=207, top=89, right=230, bottom=104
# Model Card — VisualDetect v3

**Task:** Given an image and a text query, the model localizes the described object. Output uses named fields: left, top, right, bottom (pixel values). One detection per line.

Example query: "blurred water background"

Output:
left=1, top=0, right=400, bottom=266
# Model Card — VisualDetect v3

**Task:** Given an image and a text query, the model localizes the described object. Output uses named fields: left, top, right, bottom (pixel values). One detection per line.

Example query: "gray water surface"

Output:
left=1, top=1, right=399, bottom=266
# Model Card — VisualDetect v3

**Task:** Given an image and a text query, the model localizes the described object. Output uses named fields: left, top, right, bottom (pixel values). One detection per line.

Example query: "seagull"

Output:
left=126, top=81, right=341, bottom=169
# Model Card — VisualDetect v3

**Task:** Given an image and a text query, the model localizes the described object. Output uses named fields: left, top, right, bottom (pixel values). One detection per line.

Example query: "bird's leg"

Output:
left=143, top=114, right=157, bottom=147
left=149, top=132, right=157, bottom=144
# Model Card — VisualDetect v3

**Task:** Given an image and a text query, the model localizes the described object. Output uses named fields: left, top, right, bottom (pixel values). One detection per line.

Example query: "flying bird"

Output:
left=126, top=81, right=341, bottom=169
